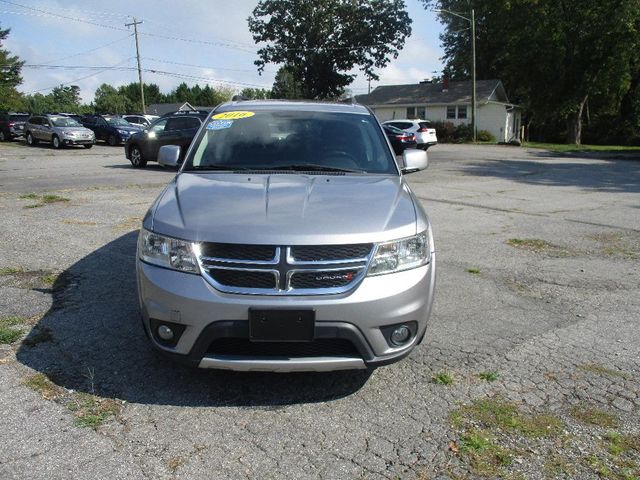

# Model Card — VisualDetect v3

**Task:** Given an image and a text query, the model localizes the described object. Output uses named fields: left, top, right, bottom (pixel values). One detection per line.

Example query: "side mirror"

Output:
left=158, top=145, right=181, bottom=167
left=401, top=148, right=428, bottom=174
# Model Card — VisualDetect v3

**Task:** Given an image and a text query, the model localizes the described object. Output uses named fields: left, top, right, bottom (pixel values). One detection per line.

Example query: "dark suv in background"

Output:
left=125, top=110, right=209, bottom=168
left=0, top=112, right=30, bottom=141
left=80, top=114, right=142, bottom=146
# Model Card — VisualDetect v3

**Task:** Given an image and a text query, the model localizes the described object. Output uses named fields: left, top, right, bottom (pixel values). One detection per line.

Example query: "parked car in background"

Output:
left=382, top=124, right=418, bottom=155
left=383, top=119, right=438, bottom=150
left=137, top=100, right=435, bottom=372
left=80, top=114, right=142, bottom=146
left=123, top=114, right=159, bottom=128
left=125, top=110, right=208, bottom=168
left=0, top=112, right=30, bottom=141
left=24, top=115, right=95, bottom=149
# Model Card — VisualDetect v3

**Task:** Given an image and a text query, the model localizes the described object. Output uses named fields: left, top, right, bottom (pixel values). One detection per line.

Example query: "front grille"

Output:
left=208, top=269, right=277, bottom=289
left=290, top=269, right=361, bottom=289
left=291, top=244, right=372, bottom=262
left=199, top=242, right=372, bottom=295
left=207, top=338, right=359, bottom=358
left=201, top=243, right=276, bottom=261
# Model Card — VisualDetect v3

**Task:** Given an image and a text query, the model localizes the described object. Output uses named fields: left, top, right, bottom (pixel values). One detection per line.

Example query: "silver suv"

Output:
left=25, top=115, right=95, bottom=149
left=137, top=100, right=436, bottom=372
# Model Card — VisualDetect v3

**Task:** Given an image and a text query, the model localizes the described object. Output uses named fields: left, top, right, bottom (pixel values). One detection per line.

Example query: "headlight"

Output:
left=117, top=129, right=128, bottom=135
left=63, top=130, right=76, bottom=136
left=368, top=231, right=430, bottom=276
left=138, top=229, right=199, bottom=273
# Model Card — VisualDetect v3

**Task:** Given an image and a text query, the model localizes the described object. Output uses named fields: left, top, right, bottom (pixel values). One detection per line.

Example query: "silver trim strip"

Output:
left=198, top=355, right=366, bottom=372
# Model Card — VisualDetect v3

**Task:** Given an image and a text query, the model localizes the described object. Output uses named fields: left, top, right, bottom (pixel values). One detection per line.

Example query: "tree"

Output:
left=240, top=87, right=272, bottom=100
left=248, top=0, right=412, bottom=99
left=421, top=0, right=640, bottom=144
left=0, top=25, right=25, bottom=111
left=51, top=85, right=82, bottom=112
left=271, top=66, right=304, bottom=99
left=94, top=84, right=131, bottom=114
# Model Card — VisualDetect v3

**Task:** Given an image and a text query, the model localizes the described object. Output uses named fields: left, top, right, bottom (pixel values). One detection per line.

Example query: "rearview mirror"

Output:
left=158, top=145, right=181, bottom=167
left=401, top=149, right=428, bottom=174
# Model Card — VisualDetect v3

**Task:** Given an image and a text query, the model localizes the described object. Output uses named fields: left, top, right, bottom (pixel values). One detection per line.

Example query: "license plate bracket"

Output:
left=249, top=309, right=315, bottom=342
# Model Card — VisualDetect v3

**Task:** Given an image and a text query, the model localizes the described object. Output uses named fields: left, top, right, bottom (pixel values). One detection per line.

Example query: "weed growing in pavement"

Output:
left=467, top=268, right=481, bottom=275
left=478, top=371, right=499, bottom=382
left=570, top=406, right=620, bottom=428
left=579, top=363, right=628, bottom=379
left=23, top=373, right=122, bottom=429
left=19, top=193, right=70, bottom=208
left=0, top=267, right=24, bottom=275
left=433, top=372, right=454, bottom=385
left=0, top=316, right=25, bottom=344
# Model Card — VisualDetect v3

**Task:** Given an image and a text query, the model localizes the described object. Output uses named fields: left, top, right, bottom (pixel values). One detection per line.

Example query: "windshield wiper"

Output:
left=268, top=164, right=365, bottom=173
left=186, top=165, right=252, bottom=171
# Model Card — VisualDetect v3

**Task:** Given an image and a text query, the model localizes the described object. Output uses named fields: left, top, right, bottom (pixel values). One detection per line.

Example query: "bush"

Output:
left=454, top=123, right=474, bottom=142
left=476, top=130, right=496, bottom=142
left=432, top=121, right=456, bottom=143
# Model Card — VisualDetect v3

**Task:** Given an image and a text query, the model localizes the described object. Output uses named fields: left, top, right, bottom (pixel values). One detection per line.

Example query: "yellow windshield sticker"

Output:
left=212, top=111, right=255, bottom=120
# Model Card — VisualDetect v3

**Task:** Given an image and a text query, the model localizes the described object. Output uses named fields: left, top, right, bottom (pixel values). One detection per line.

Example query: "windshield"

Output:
left=105, top=117, right=131, bottom=126
left=184, top=109, right=397, bottom=174
left=50, top=117, right=81, bottom=127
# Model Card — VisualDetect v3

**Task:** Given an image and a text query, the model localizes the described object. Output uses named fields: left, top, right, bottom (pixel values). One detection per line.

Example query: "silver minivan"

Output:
left=137, top=100, right=436, bottom=372
left=25, top=115, right=95, bottom=149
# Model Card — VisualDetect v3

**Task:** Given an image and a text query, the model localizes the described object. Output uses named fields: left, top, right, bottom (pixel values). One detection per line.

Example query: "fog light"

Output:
left=390, top=325, right=411, bottom=346
left=157, top=325, right=174, bottom=341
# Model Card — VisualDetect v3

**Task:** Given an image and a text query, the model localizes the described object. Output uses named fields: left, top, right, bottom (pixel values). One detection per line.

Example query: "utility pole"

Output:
left=471, top=8, right=477, bottom=142
left=368, top=75, right=371, bottom=94
left=125, top=17, right=146, bottom=114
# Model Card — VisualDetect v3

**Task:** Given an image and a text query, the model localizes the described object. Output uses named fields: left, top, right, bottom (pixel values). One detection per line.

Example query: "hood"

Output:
left=57, top=126, right=93, bottom=133
left=150, top=173, right=418, bottom=245
left=116, top=125, right=142, bottom=133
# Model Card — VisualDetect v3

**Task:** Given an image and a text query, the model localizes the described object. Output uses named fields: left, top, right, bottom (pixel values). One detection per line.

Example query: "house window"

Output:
left=417, top=107, right=426, bottom=119
left=446, top=106, right=456, bottom=119
left=406, top=107, right=416, bottom=118
left=457, top=106, right=468, bottom=119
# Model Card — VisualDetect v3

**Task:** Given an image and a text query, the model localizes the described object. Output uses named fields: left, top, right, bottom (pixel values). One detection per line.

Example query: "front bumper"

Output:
left=62, top=137, right=95, bottom=145
left=137, top=254, right=436, bottom=372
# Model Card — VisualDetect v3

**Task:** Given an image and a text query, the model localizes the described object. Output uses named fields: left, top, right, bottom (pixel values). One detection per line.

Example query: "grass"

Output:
left=525, top=142, right=640, bottom=154
left=544, top=454, right=576, bottom=477
left=570, top=406, right=619, bottom=428
left=67, top=393, right=122, bottom=429
left=0, top=267, right=24, bottom=275
left=24, top=373, right=122, bottom=429
left=41, top=273, right=58, bottom=286
left=451, top=398, right=564, bottom=438
left=467, top=268, right=481, bottom=275
left=457, top=429, right=512, bottom=477
left=579, top=363, right=627, bottom=379
left=0, top=316, right=25, bottom=344
left=23, top=373, right=63, bottom=400
left=19, top=193, right=70, bottom=208
left=478, top=371, right=499, bottom=382
left=432, top=372, right=454, bottom=385
left=506, top=238, right=555, bottom=252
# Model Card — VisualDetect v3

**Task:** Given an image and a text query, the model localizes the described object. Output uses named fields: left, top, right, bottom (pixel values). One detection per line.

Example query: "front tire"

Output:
left=26, top=132, right=38, bottom=146
left=52, top=135, right=61, bottom=149
left=83, top=144, right=93, bottom=149
left=107, top=135, right=118, bottom=146
left=129, top=145, right=147, bottom=168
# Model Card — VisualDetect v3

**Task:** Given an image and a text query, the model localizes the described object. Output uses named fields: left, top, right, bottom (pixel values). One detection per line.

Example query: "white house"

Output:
left=356, top=79, right=521, bottom=143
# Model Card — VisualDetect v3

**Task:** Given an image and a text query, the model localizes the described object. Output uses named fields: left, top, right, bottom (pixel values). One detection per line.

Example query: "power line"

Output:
left=26, top=57, right=135, bottom=94
left=40, top=34, right=134, bottom=65
left=143, top=57, right=276, bottom=74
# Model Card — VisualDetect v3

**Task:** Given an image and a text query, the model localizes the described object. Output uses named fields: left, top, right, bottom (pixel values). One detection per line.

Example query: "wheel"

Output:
left=26, top=132, right=38, bottom=145
left=129, top=145, right=147, bottom=168
left=0, top=131, right=6, bottom=142
left=52, top=135, right=61, bottom=149
left=83, top=144, right=93, bottom=149
left=107, top=135, right=118, bottom=146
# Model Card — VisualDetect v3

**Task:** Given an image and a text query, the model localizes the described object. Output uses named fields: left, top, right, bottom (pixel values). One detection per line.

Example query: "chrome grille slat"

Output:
left=197, top=243, right=373, bottom=295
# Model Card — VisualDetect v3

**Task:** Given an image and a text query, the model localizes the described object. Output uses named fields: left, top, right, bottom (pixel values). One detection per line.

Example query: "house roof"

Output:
left=355, top=79, right=508, bottom=106
left=146, top=102, right=196, bottom=116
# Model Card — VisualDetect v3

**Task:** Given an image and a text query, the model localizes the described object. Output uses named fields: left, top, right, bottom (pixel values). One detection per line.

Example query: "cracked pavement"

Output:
left=0, top=142, right=638, bottom=479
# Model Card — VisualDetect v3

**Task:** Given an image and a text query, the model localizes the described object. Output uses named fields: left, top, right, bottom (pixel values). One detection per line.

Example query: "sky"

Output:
left=2, top=0, right=445, bottom=103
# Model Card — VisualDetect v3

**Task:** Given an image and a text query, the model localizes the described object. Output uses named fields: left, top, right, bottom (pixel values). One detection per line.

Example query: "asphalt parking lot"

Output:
left=1, top=141, right=639, bottom=479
